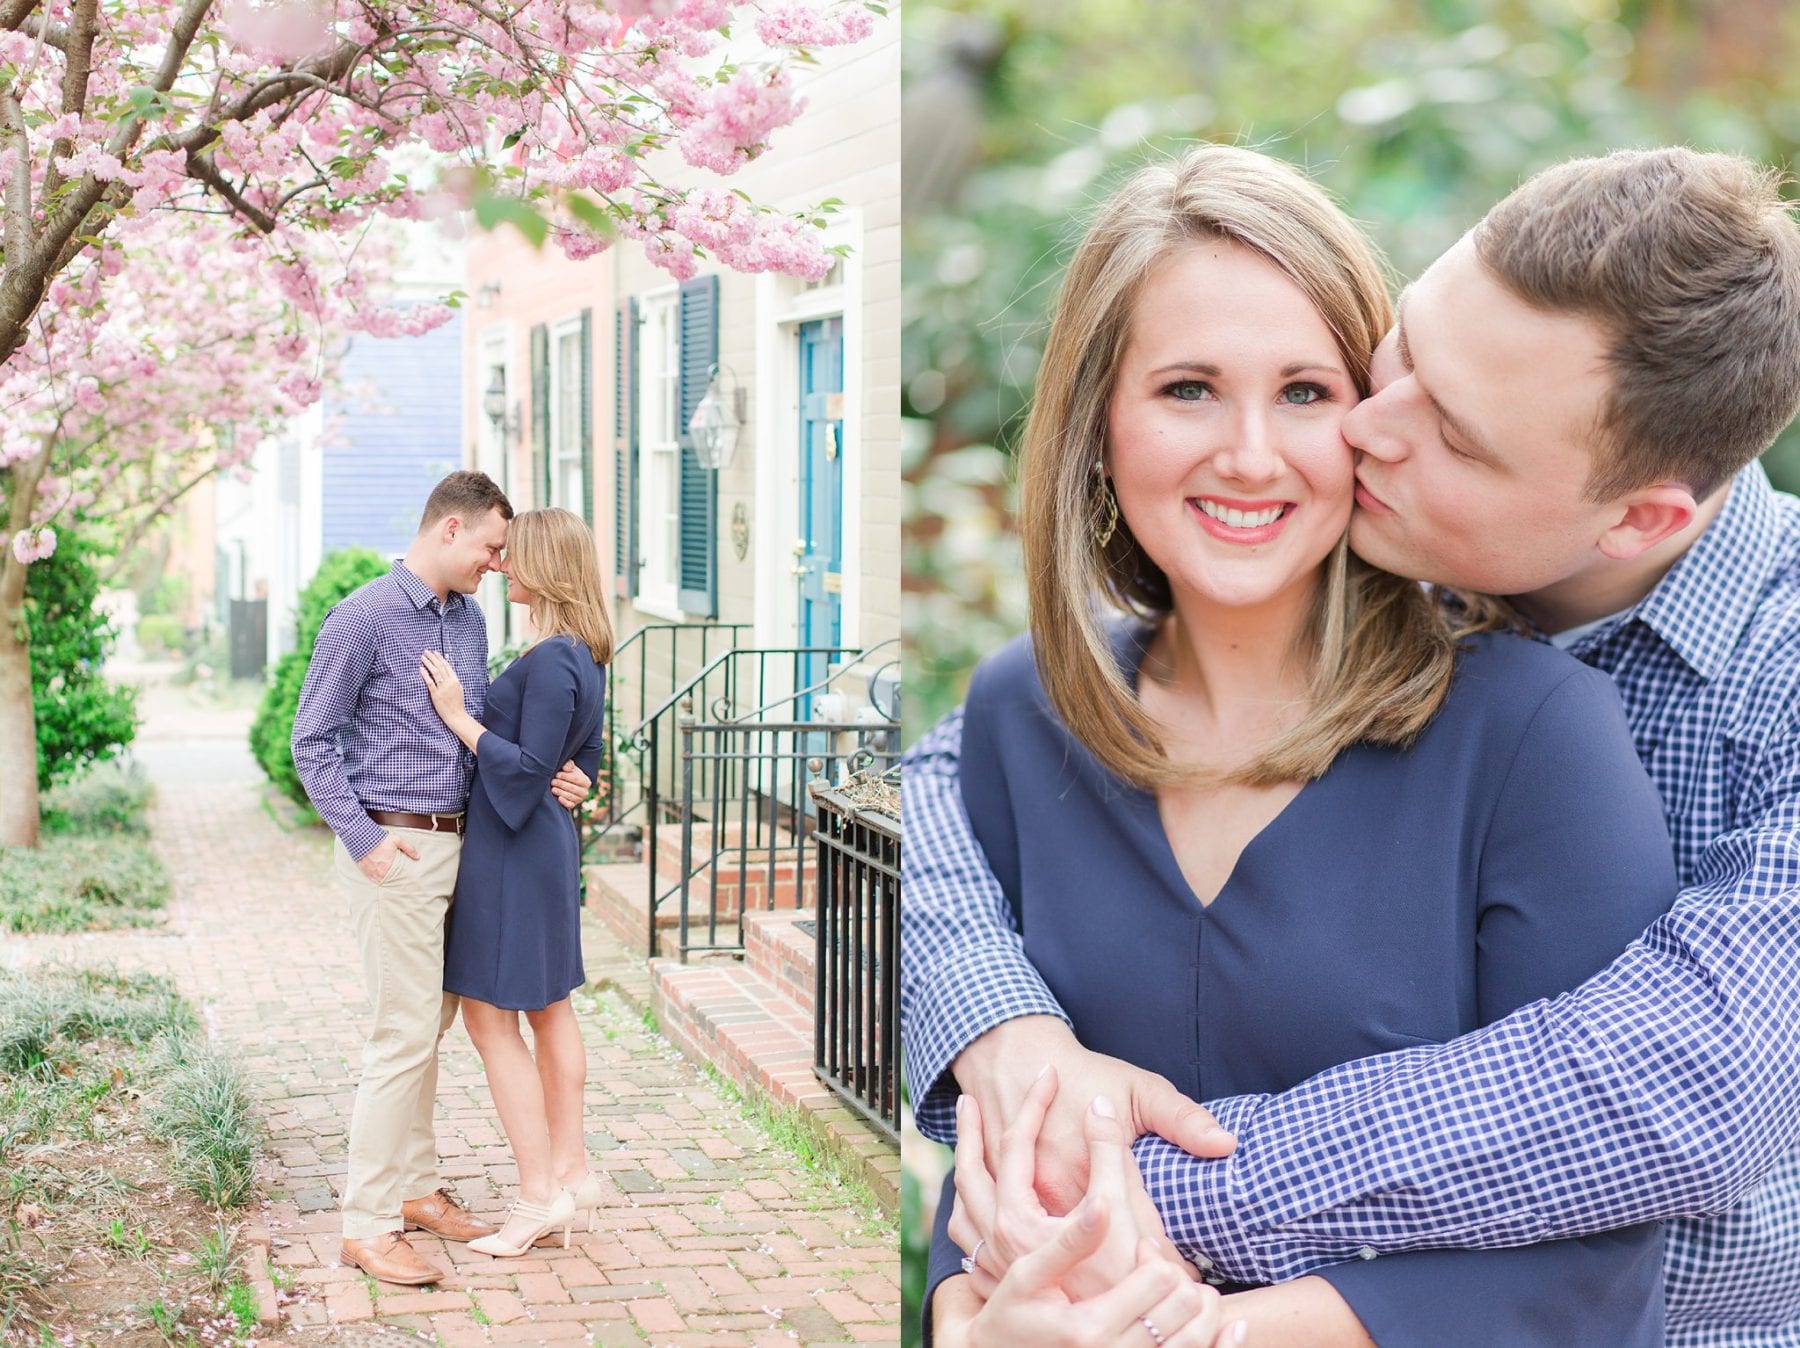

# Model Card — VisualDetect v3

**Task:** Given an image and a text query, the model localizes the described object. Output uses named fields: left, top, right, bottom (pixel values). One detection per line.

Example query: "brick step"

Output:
left=654, top=815, right=806, bottom=854
left=744, top=909, right=818, bottom=1019
left=588, top=853, right=817, bottom=945
left=654, top=822, right=811, bottom=876
left=650, top=957, right=897, bottom=1216
left=585, top=860, right=744, bottom=956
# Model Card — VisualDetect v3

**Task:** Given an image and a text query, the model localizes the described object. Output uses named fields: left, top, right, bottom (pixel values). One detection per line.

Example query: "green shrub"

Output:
left=0, top=835, right=171, bottom=933
left=40, top=760, right=152, bottom=836
left=134, top=614, right=186, bottom=658
left=139, top=572, right=189, bottom=618
left=24, top=528, right=139, bottom=790
left=248, top=547, right=388, bottom=808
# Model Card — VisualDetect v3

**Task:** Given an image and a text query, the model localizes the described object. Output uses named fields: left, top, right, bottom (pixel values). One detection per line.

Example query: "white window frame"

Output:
left=548, top=314, right=585, bottom=517
left=636, top=287, right=683, bottom=617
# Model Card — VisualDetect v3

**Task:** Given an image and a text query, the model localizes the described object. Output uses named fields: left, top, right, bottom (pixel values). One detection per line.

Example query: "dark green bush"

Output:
left=248, top=548, right=388, bottom=808
left=25, top=529, right=139, bottom=791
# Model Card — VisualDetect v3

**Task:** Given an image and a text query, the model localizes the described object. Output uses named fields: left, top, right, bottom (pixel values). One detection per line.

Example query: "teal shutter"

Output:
left=530, top=322, right=550, bottom=508
left=579, top=308, right=594, bottom=526
left=613, top=298, right=639, bottom=599
left=676, top=274, right=719, bottom=617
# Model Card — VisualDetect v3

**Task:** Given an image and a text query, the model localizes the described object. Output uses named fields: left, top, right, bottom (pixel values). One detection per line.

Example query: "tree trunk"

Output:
left=0, top=444, right=51, bottom=848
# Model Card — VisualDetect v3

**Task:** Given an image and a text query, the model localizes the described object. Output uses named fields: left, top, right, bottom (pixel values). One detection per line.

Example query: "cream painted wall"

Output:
left=604, top=19, right=902, bottom=707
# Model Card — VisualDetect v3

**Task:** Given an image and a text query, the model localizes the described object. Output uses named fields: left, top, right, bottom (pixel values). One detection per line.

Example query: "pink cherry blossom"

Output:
left=11, top=528, right=57, bottom=565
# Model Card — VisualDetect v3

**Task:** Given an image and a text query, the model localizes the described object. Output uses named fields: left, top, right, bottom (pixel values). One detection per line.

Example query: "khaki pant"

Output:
left=334, top=828, right=463, bottom=1240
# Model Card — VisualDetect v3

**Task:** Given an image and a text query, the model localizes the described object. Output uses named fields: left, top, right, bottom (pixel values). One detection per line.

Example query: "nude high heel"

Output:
left=468, top=1188, right=577, bottom=1257
left=566, top=1170, right=605, bottom=1232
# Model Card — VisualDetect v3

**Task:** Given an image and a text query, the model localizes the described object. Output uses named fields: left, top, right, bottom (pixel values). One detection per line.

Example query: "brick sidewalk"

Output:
left=12, top=675, right=899, bottom=1345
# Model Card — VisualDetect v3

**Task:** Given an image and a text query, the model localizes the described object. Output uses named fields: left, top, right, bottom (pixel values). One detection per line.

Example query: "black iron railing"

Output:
left=809, top=780, right=900, bottom=1139
left=587, top=623, right=749, bottom=858
left=624, top=644, right=869, bottom=944
left=663, top=716, right=899, bottom=959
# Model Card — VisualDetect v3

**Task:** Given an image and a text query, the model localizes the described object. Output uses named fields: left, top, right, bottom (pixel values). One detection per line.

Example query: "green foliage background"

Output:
left=901, top=3, right=1800, bottom=1341
left=903, top=0, right=1800, bottom=737
left=248, top=548, right=389, bottom=809
left=25, top=529, right=139, bottom=792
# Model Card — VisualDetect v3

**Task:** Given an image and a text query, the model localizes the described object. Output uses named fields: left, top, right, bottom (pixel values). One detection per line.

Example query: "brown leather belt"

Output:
left=368, top=809, right=464, bottom=836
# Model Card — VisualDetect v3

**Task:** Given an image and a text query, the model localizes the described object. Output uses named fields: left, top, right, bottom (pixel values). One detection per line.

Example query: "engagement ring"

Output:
left=1140, top=1315, right=1166, bottom=1345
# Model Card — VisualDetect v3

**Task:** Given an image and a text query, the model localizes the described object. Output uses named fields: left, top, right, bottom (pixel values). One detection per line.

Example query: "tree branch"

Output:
left=41, top=0, right=100, bottom=203
left=183, top=152, right=276, bottom=233
left=16, top=14, right=66, bottom=50
left=0, top=0, right=40, bottom=33
left=0, top=436, right=53, bottom=625
left=100, top=460, right=219, bottom=583
left=0, top=91, right=29, bottom=266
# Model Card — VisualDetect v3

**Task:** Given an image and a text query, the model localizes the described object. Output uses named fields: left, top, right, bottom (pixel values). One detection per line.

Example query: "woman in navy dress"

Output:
left=421, top=506, right=610, bottom=1257
left=919, top=146, right=1679, bottom=1346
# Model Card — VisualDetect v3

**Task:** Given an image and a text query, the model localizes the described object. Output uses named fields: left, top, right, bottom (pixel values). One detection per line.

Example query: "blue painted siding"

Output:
left=321, top=309, right=465, bottom=556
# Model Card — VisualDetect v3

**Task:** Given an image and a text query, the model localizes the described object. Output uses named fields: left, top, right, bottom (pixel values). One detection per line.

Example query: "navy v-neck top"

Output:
left=926, top=623, right=1679, bottom=1346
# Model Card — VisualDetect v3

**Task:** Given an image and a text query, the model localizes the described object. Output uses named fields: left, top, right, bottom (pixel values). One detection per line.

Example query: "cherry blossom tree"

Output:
left=0, top=0, right=881, bottom=847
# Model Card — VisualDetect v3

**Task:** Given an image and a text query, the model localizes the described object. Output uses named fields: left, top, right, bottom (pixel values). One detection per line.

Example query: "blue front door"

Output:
left=797, top=318, right=845, bottom=714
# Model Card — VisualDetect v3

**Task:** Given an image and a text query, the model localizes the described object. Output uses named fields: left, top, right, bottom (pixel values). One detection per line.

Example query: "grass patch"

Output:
left=0, top=965, right=268, bottom=1342
left=3, top=759, right=170, bottom=934
left=144, top=1035, right=261, bottom=1209
left=700, top=1063, right=896, bottom=1240
left=0, top=833, right=171, bottom=933
left=40, top=758, right=153, bottom=836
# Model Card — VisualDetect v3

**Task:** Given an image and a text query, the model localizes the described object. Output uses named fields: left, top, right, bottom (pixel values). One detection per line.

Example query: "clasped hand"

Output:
left=947, top=1067, right=1245, bottom=1347
left=418, top=650, right=590, bottom=808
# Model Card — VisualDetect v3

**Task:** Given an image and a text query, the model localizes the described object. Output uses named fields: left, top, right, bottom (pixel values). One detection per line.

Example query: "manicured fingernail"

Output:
left=1231, top=1321, right=1247, bottom=1344
left=1034, top=1063, right=1050, bottom=1081
left=1090, top=1095, right=1117, bottom=1119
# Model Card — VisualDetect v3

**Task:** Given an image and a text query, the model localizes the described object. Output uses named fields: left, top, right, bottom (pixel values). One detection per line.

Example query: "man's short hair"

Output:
left=1474, top=147, right=1800, bottom=501
left=419, top=470, right=512, bottom=533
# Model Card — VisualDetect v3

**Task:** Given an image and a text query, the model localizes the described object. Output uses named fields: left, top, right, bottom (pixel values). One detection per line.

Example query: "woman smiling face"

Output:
left=1106, top=238, right=1359, bottom=619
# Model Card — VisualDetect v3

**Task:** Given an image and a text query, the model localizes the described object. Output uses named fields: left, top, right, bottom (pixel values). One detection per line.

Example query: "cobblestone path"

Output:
left=10, top=674, right=899, bottom=1345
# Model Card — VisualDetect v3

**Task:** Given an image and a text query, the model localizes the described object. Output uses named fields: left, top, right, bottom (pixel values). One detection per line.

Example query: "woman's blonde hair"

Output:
left=505, top=507, right=615, bottom=666
left=1019, top=144, right=1458, bottom=789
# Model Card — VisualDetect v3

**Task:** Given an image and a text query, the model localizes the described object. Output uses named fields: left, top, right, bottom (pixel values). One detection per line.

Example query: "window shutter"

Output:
left=676, top=273, right=719, bottom=617
left=530, top=322, right=550, bottom=508
left=613, top=298, right=639, bottom=599
left=579, top=308, right=594, bottom=527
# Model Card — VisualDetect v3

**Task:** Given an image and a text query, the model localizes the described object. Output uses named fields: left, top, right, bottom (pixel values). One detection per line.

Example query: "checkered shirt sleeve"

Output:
left=291, top=599, right=387, bottom=860
left=901, top=708, right=1072, bottom=1144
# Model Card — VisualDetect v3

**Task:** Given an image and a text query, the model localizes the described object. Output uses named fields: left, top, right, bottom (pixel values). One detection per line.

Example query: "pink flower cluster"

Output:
left=10, top=529, right=57, bottom=565
left=679, top=70, right=803, bottom=173
left=0, top=0, right=885, bottom=564
left=755, top=1, right=878, bottom=47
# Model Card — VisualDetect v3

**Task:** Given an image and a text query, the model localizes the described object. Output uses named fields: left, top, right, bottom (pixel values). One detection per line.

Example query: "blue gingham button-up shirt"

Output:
left=291, top=561, right=489, bottom=860
left=901, top=463, right=1800, bottom=1343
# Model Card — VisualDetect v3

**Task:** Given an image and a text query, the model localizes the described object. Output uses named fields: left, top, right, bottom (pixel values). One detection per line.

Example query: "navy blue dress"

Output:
left=924, top=624, right=1679, bottom=1346
left=443, top=636, right=606, bottom=1012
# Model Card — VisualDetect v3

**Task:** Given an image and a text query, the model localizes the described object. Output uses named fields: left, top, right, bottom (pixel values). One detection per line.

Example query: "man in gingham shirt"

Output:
left=292, top=471, right=589, bottom=1286
left=907, top=148, right=1800, bottom=1340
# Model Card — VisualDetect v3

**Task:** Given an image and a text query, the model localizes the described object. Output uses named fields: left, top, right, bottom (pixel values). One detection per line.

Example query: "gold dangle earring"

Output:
left=1093, top=471, right=1120, bottom=549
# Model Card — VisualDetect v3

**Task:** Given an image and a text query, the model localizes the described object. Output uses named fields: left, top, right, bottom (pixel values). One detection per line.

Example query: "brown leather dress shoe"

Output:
left=339, top=1231, right=442, bottom=1285
left=402, top=1186, right=498, bottom=1242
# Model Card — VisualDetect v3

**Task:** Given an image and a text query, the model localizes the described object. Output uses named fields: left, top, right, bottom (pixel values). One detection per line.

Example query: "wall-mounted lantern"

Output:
left=688, top=364, right=747, bottom=470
